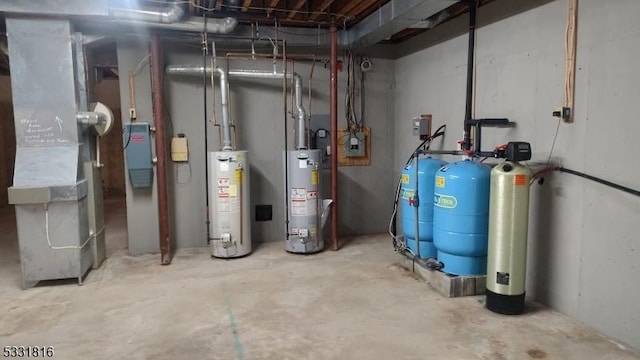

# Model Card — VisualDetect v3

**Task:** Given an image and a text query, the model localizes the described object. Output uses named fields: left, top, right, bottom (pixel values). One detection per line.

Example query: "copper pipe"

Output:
left=329, top=21, right=339, bottom=251
left=150, top=34, right=172, bottom=265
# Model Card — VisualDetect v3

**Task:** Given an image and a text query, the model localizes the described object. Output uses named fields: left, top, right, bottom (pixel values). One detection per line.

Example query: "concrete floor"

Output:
left=0, top=201, right=638, bottom=360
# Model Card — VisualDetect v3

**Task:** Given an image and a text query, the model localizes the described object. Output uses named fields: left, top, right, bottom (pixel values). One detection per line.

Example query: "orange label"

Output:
left=515, top=174, right=527, bottom=186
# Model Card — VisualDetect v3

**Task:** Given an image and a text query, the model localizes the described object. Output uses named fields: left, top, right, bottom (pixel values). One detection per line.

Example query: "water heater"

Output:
left=285, top=149, right=329, bottom=253
left=208, top=150, right=251, bottom=258
left=486, top=158, right=532, bottom=315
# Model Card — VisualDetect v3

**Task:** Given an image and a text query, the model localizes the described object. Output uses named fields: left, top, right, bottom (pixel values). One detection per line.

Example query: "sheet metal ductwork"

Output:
left=109, top=0, right=186, bottom=24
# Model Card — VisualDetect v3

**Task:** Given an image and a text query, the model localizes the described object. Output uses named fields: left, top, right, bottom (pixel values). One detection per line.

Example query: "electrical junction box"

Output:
left=412, top=115, right=432, bottom=139
left=171, top=134, right=188, bottom=162
left=344, top=131, right=366, bottom=158
left=124, top=122, right=153, bottom=188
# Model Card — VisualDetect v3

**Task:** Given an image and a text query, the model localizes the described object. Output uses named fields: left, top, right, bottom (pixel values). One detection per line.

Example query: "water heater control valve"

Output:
left=221, top=233, right=232, bottom=248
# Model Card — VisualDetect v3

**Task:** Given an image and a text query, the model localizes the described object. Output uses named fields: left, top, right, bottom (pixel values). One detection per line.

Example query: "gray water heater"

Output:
left=285, top=149, right=329, bottom=253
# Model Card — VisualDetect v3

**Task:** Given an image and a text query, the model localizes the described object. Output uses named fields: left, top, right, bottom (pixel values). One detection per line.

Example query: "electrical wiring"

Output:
left=44, top=204, right=94, bottom=250
left=175, top=162, right=193, bottom=185
left=529, top=166, right=640, bottom=197
left=125, top=53, right=151, bottom=150
left=547, top=118, right=561, bottom=167
left=389, top=125, right=446, bottom=251
left=564, top=0, right=577, bottom=116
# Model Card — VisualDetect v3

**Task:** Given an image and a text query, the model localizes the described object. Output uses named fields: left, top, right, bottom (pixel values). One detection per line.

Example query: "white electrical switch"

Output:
left=317, top=129, right=326, bottom=138
left=350, top=137, right=359, bottom=146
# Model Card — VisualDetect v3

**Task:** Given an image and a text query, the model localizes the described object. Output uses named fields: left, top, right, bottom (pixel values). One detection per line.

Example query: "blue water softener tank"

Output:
left=401, top=156, right=448, bottom=259
left=433, top=160, right=491, bottom=275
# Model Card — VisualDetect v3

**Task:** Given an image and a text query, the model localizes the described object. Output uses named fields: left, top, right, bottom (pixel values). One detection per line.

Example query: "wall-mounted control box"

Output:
left=124, top=122, right=153, bottom=188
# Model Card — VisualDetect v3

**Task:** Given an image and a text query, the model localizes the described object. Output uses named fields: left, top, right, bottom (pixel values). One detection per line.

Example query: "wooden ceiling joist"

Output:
left=267, top=0, right=281, bottom=15
left=308, top=0, right=338, bottom=21
left=287, top=0, right=308, bottom=20
left=335, top=0, right=369, bottom=20
left=241, top=0, right=253, bottom=12
left=348, top=0, right=380, bottom=18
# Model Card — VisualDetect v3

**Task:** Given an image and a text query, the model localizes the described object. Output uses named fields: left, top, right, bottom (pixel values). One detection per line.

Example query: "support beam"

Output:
left=150, top=34, right=172, bottom=265
left=309, top=0, right=337, bottom=21
left=329, top=21, right=339, bottom=251
left=287, top=0, right=307, bottom=20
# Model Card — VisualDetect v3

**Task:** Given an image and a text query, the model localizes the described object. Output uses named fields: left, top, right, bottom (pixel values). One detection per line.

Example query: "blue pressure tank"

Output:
left=401, top=157, right=448, bottom=259
left=433, top=160, right=491, bottom=275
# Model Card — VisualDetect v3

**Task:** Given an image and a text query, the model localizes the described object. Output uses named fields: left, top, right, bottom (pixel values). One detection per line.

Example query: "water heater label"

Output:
left=435, top=176, right=445, bottom=188
left=291, top=188, right=307, bottom=216
left=434, top=194, right=457, bottom=208
left=307, top=191, right=318, bottom=216
left=401, top=174, right=410, bottom=184
left=311, top=170, right=318, bottom=185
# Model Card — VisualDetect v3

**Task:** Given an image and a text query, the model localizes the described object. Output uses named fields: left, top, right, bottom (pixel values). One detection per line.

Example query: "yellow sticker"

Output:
left=436, top=176, right=445, bottom=188
left=311, top=170, right=318, bottom=185
left=229, top=184, right=238, bottom=197
left=401, top=174, right=410, bottom=184
left=234, top=168, right=242, bottom=184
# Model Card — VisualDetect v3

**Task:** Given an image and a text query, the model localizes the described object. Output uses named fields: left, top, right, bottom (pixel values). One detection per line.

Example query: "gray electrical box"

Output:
left=344, top=131, right=365, bottom=158
left=124, top=123, right=153, bottom=188
left=412, top=117, right=431, bottom=137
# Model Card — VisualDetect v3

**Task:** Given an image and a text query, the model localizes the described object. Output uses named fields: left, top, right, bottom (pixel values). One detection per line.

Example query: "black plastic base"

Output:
left=486, top=289, right=525, bottom=315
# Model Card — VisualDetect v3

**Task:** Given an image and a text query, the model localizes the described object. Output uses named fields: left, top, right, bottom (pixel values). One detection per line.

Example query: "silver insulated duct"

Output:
left=108, top=1, right=238, bottom=34
left=165, top=65, right=308, bottom=150
left=109, top=0, right=186, bottom=23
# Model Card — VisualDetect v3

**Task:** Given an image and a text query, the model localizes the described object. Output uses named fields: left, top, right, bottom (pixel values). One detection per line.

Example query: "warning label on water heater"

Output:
left=291, top=188, right=307, bottom=216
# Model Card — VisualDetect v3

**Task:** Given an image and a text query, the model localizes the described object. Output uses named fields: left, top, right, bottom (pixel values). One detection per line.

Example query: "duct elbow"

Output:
left=111, top=1, right=185, bottom=24
left=213, top=17, right=239, bottom=34
left=159, top=4, right=185, bottom=24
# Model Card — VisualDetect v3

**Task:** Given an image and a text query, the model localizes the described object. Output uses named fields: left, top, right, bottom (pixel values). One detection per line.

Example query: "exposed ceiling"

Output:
left=190, top=0, right=393, bottom=28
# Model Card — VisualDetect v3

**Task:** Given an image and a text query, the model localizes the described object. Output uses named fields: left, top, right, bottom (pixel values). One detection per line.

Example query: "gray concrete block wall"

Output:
left=393, top=0, right=640, bottom=350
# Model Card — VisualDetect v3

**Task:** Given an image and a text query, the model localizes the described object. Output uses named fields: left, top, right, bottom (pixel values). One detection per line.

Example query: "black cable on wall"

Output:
left=558, top=167, right=640, bottom=198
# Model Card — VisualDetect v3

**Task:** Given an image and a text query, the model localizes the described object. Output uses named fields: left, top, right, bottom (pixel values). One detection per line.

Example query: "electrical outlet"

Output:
left=552, top=107, right=571, bottom=121
left=344, top=131, right=365, bottom=157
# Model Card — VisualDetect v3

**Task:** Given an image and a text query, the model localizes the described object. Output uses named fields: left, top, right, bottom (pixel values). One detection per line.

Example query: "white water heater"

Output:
left=208, top=150, right=251, bottom=258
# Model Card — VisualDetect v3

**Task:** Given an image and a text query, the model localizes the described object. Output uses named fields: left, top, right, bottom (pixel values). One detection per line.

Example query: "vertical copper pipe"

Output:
left=329, top=21, right=339, bottom=251
left=150, top=34, right=172, bottom=265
